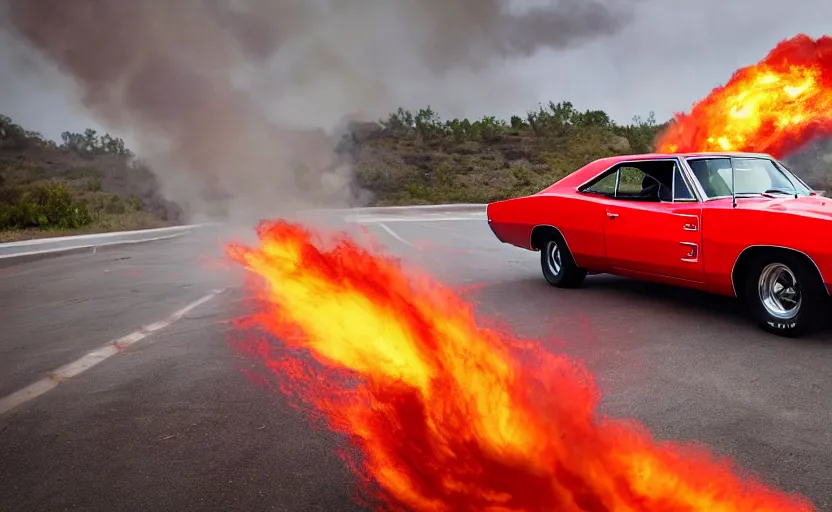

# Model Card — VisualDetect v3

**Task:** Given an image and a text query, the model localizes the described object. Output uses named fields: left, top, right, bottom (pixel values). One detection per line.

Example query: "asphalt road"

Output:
left=2, top=209, right=832, bottom=511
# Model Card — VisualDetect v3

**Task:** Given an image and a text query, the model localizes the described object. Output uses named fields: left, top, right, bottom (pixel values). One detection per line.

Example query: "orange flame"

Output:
left=226, top=219, right=814, bottom=511
left=656, top=34, right=832, bottom=158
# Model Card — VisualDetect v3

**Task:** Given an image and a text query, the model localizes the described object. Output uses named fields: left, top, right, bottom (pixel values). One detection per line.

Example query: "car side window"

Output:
left=580, top=160, right=684, bottom=202
left=672, top=166, right=695, bottom=200
left=616, top=167, right=646, bottom=196
left=584, top=171, right=617, bottom=196
left=687, top=158, right=733, bottom=198
left=615, top=166, right=668, bottom=201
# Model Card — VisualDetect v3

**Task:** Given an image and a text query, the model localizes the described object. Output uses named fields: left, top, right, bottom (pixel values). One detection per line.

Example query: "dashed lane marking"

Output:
left=0, top=289, right=225, bottom=417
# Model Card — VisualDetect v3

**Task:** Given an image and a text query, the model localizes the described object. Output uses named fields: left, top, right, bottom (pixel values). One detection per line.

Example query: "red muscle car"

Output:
left=486, top=152, right=832, bottom=337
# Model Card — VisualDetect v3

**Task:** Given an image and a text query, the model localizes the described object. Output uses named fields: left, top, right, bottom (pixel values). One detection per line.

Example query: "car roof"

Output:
left=594, top=151, right=774, bottom=163
left=543, top=151, right=777, bottom=192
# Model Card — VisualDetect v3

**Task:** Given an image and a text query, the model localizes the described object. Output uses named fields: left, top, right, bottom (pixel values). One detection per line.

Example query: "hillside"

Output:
left=0, top=115, right=181, bottom=242
left=348, top=104, right=832, bottom=205
left=348, top=103, right=666, bottom=205
left=2, top=102, right=830, bottom=241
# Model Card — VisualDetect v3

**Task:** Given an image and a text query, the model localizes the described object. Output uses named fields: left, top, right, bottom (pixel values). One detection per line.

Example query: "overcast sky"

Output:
left=0, top=0, right=828, bottom=143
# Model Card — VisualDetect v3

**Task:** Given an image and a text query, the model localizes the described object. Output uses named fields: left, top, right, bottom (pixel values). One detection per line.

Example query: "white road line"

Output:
left=0, top=289, right=225, bottom=417
left=346, top=213, right=487, bottom=223
left=376, top=223, right=414, bottom=247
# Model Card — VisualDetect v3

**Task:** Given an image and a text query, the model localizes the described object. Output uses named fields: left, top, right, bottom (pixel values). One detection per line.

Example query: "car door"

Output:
left=602, top=162, right=705, bottom=284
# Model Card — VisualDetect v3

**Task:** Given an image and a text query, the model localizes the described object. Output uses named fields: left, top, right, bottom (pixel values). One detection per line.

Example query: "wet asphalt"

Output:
left=1, top=210, right=831, bottom=511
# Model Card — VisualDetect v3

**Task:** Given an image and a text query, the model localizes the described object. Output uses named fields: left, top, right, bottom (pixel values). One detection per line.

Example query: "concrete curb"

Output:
left=0, top=222, right=211, bottom=268
left=0, top=224, right=202, bottom=249
left=0, top=232, right=191, bottom=268
left=0, top=224, right=218, bottom=254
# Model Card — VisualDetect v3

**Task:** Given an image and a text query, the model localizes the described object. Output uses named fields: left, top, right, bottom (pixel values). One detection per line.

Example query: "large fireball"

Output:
left=656, top=33, right=832, bottom=158
left=226, top=220, right=813, bottom=511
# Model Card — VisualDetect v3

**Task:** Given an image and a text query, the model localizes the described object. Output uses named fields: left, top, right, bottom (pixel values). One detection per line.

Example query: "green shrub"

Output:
left=0, top=181, right=92, bottom=230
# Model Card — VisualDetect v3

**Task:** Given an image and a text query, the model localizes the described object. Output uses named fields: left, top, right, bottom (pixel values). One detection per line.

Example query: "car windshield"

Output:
left=685, top=156, right=813, bottom=199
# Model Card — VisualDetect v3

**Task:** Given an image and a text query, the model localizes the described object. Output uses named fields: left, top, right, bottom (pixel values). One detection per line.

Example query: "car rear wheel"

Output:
left=742, top=252, right=827, bottom=337
left=540, top=236, right=586, bottom=288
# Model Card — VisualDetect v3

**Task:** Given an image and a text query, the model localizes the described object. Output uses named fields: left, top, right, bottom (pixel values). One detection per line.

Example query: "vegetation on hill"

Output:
left=2, top=101, right=830, bottom=240
left=0, top=114, right=181, bottom=241
left=347, top=102, right=667, bottom=205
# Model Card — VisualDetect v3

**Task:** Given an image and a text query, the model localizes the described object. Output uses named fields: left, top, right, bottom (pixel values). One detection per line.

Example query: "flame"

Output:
left=656, top=34, right=832, bottom=158
left=226, top=219, right=814, bottom=511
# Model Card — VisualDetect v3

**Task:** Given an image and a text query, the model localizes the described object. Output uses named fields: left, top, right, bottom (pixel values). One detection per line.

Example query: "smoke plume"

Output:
left=1, top=0, right=637, bottom=222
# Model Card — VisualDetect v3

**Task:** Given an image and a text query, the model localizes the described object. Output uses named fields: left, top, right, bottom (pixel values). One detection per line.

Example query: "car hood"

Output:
left=740, top=195, right=832, bottom=219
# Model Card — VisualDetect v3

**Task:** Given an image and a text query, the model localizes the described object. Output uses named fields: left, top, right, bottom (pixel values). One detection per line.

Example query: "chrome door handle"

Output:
left=683, top=223, right=697, bottom=231
left=606, top=212, right=619, bottom=219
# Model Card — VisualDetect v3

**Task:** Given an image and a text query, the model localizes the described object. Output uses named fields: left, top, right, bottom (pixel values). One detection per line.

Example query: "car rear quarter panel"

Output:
left=486, top=196, right=537, bottom=248
left=487, top=193, right=606, bottom=267
left=702, top=205, right=832, bottom=295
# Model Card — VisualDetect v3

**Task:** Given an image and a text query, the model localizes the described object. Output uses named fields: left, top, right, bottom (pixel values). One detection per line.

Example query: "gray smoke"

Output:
left=1, top=0, right=637, bottom=222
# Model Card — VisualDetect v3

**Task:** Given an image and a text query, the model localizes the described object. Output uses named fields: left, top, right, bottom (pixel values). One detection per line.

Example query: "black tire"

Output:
left=742, top=251, right=828, bottom=337
left=540, top=234, right=587, bottom=288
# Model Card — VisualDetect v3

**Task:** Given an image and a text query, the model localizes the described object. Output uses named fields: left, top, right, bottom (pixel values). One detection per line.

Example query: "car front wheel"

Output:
left=540, top=236, right=586, bottom=288
left=743, top=252, right=827, bottom=337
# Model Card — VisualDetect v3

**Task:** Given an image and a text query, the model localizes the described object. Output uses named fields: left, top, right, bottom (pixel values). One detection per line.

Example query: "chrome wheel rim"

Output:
left=758, top=263, right=801, bottom=319
left=546, top=240, right=562, bottom=275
